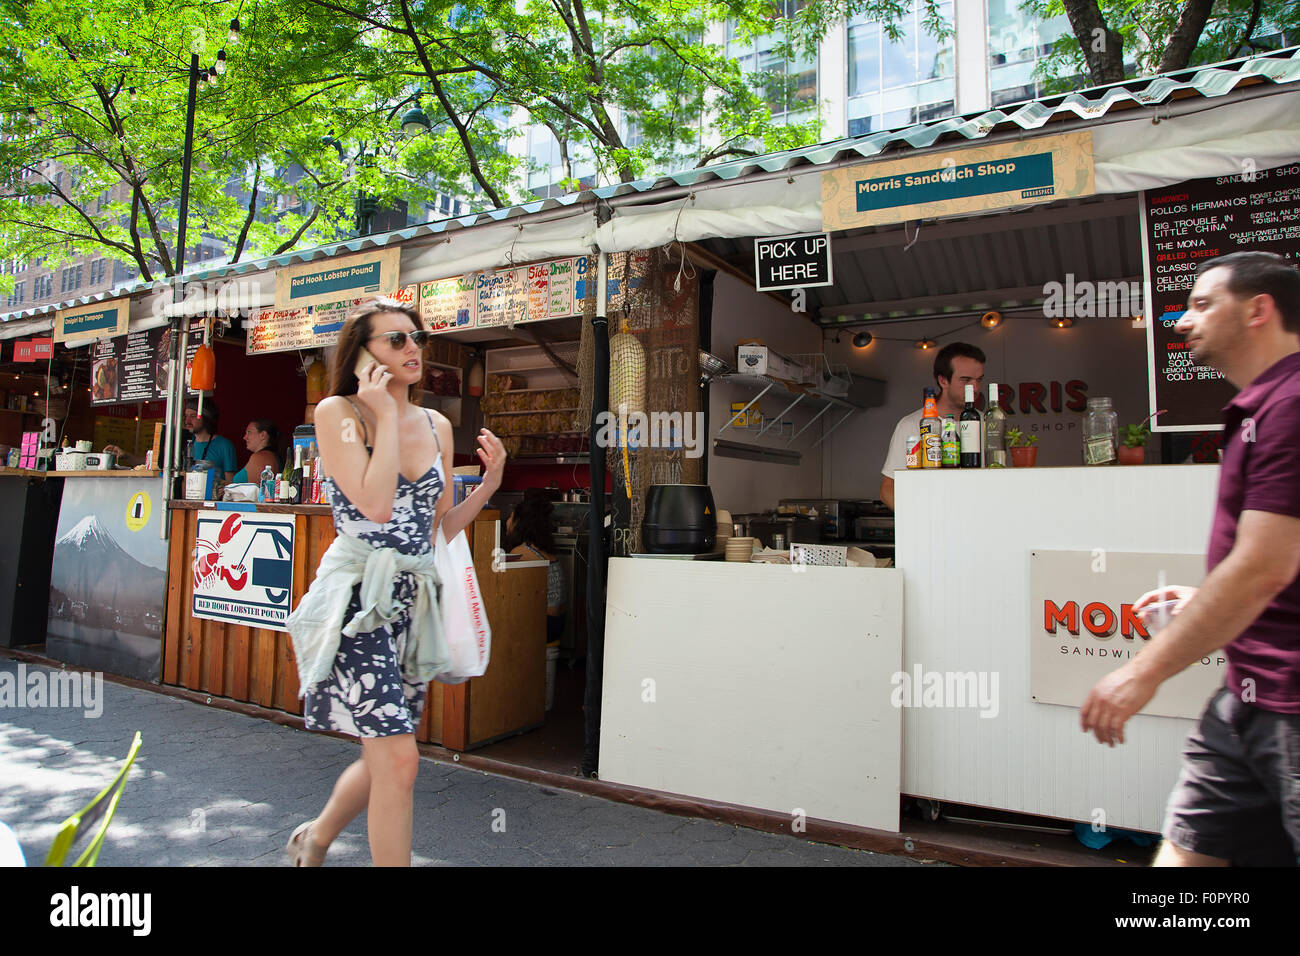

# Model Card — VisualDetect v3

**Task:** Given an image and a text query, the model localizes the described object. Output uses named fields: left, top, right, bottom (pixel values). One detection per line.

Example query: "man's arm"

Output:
left=880, top=475, right=895, bottom=512
left=1081, top=509, right=1300, bottom=745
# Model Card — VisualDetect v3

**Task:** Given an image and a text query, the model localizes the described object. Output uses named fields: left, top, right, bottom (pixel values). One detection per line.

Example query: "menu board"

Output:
left=423, top=257, right=591, bottom=335
left=1142, top=162, right=1300, bottom=430
left=247, top=285, right=417, bottom=354
left=419, top=276, right=476, bottom=332
left=89, top=320, right=205, bottom=405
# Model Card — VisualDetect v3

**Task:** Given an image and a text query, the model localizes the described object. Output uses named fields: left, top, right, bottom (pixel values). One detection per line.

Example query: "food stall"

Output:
left=1, top=46, right=1295, bottom=837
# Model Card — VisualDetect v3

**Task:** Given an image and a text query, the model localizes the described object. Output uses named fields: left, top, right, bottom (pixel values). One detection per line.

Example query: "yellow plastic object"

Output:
left=609, top=322, right=645, bottom=499
left=44, top=732, right=143, bottom=867
left=305, top=357, right=327, bottom=403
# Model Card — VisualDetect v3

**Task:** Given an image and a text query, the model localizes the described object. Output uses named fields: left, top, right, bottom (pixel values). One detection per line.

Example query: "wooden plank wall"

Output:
left=162, top=508, right=336, bottom=714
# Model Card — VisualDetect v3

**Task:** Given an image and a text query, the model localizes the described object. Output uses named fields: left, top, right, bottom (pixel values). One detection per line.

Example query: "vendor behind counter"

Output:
left=184, top=397, right=236, bottom=481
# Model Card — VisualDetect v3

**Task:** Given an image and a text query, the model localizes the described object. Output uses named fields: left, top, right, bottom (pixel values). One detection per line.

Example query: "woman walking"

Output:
left=285, top=296, right=504, bottom=866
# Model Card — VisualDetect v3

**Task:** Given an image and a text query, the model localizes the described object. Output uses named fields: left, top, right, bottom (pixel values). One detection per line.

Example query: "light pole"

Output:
left=164, top=18, right=239, bottom=506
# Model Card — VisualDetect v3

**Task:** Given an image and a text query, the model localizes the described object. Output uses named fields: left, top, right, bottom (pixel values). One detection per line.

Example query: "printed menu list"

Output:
left=247, top=285, right=417, bottom=354
left=89, top=319, right=205, bottom=406
left=1143, top=161, right=1300, bottom=429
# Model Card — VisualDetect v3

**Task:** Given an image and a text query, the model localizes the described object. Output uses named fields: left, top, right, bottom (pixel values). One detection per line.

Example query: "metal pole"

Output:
left=170, top=54, right=200, bottom=502
left=582, top=249, right=609, bottom=779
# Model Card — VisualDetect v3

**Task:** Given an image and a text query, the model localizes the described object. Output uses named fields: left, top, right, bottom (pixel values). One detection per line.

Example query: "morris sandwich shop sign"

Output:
left=1029, top=549, right=1218, bottom=720
left=822, top=130, right=1095, bottom=231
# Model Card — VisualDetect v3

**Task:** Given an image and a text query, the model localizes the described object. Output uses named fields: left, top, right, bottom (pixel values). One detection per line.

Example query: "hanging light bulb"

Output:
left=981, top=310, right=1003, bottom=329
left=852, top=331, right=873, bottom=348
left=915, top=337, right=937, bottom=350
left=229, top=18, right=240, bottom=44
left=128, top=87, right=138, bottom=102
left=1051, top=317, right=1074, bottom=329
left=215, top=49, right=227, bottom=75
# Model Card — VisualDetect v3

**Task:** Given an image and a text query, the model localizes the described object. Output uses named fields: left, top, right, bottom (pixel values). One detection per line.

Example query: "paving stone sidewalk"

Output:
left=0, top=659, right=921, bottom=867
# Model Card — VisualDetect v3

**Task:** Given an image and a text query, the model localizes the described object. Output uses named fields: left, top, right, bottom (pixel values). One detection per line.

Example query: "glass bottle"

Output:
left=984, top=383, right=1007, bottom=467
left=1083, top=397, right=1119, bottom=465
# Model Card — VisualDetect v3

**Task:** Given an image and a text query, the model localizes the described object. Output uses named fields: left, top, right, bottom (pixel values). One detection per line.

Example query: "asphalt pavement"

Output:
left=0, top=657, right=924, bottom=867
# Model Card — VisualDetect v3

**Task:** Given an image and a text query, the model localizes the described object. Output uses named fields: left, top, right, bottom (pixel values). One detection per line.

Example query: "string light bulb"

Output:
left=215, top=49, right=226, bottom=75
left=229, top=18, right=240, bottom=44
left=128, top=87, right=138, bottom=101
left=852, top=331, right=873, bottom=348
left=1051, top=317, right=1073, bottom=329
left=981, top=310, right=1003, bottom=329
left=915, top=337, right=937, bottom=350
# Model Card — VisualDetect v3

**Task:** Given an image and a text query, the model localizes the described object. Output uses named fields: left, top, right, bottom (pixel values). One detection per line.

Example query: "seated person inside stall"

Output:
left=231, top=419, right=281, bottom=484
left=506, top=489, right=567, bottom=643
left=184, top=397, right=237, bottom=483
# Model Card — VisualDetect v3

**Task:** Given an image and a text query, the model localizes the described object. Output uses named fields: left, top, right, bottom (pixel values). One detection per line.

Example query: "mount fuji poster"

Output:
left=46, top=478, right=167, bottom=680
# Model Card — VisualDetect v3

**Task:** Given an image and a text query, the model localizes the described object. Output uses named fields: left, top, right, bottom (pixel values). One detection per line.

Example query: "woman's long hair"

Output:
left=509, top=490, right=557, bottom=555
left=249, top=419, right=282, bottom=472
left=329, top=296, right=424, bottom=398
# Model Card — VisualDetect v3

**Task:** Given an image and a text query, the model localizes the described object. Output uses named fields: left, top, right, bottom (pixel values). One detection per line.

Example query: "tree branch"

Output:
left=1157, top=0, right=1216, bottom=74
left=229, top=165, right=261, bottom=264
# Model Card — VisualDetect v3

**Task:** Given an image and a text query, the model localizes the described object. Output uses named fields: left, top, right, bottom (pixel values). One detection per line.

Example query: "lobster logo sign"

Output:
left=191, top=512, right=296, bottom=631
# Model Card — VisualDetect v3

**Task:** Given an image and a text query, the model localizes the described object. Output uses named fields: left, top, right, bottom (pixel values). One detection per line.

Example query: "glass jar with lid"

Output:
left=1083, top=397, right=1119, bottom=465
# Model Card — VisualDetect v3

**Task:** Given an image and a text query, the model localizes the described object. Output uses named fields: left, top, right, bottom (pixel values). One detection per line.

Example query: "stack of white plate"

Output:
left=725, top=536, right=756, bottom=562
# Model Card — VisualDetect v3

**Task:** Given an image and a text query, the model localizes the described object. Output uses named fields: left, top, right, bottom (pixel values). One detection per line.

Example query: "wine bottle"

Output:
left=984, top=383, right=1007, bottom=468
left=288, top=445, right=304, bottom=504
left=960, top=383, right=982, bottom=468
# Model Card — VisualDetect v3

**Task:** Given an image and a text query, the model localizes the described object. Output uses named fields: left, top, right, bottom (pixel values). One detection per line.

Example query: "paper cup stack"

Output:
left=725, top=536, right=756, bottom=562
left=715, top=510, right=732, bottom=551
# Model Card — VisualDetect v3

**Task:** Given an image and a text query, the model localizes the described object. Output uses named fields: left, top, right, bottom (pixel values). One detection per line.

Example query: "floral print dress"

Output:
left=303, top=408, right=445, bottom=738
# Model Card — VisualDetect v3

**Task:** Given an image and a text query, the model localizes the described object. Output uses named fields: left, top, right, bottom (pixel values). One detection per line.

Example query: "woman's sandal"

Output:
left=286, top=820, right=328, bottom=867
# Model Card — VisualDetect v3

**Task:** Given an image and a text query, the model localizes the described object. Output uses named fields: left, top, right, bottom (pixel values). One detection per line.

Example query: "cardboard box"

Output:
left=736, top=344, right=807, bottom=382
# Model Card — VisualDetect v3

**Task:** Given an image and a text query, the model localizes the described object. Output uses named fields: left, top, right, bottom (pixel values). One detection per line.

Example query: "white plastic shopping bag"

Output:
left=433, top=526, right=491, bottom=681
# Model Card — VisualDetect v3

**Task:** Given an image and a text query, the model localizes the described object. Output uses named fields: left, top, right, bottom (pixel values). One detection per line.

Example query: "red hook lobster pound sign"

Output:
left=193, top=512, right=249, bottom=591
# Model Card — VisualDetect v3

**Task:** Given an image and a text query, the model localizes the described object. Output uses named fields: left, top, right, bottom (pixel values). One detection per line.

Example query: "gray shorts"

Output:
left=1163, top=686, right=1300, bottom=866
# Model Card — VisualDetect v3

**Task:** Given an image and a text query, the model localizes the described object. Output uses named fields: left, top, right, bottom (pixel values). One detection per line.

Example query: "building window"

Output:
left=5, top=282, right=24, bottom=307
left=90, top=259, right=106, bottom=284
left=987, top=1, right=1078, bottom=107
left=727, top=5, right=819, bottom=120
left=847, top=1, right=954, bottom=137
left=35, top=275, right=52, bottom=299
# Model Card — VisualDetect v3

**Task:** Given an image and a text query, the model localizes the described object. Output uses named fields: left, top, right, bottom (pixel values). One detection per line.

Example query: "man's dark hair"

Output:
left=1197, top=252, right=1300, bottom=334
left=185, top=396, right=219, bottom=433
left=933, top=342, right=986, bottom=384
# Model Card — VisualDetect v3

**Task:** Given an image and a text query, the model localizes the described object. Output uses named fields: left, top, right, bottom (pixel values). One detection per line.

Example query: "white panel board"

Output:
left=895, top=464, right=1218, bottom=832
left=600, top=559, right=903, bottom=832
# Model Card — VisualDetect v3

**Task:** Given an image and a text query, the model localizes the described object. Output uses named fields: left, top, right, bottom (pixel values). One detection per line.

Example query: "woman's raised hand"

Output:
left=476, top=429, right=506, bottom=489
left=354, top=358, right=397, bottom=419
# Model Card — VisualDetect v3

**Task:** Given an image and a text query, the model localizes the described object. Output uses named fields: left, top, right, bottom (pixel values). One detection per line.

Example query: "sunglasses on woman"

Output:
left=368, top=330, right=433, bottom=349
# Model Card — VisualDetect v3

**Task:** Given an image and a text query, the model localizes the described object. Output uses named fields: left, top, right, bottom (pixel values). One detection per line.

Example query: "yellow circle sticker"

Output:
left=125, top=491, right=151, bottom=532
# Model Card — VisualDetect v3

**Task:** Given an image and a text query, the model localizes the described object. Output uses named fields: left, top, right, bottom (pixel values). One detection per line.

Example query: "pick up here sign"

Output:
left=754, top=233, right=833, bottom=291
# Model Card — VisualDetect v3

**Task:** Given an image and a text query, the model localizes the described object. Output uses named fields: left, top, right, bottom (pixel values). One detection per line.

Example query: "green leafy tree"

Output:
left=0, top=0, right=474, bottom=283
left=1024, top=0, right=1298, bottom=90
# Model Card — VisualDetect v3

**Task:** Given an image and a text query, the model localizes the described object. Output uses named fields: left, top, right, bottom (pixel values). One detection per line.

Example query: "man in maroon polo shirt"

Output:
left=1081, top=251, right=1300, bottom=867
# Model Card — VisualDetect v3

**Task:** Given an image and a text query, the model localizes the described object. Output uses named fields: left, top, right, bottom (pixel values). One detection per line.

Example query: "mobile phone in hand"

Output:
left=355, top=348, right=379, bottom=381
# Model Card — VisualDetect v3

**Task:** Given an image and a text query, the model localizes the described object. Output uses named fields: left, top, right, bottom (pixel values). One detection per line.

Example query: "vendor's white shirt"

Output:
left=881, top=409, right=924, bottom=477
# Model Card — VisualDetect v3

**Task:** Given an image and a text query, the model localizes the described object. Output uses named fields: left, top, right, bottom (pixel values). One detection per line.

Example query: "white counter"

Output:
left=895, top=464, right=1219, bottom=832
left=599, top=558, right=903, bottom=832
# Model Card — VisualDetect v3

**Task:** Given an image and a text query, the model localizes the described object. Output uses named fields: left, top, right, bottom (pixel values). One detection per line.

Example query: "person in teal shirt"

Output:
left=184, top=397, right=237, bottom=481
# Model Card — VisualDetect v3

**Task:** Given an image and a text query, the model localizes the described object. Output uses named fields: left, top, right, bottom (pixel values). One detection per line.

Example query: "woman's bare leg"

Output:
left=311, top=758, right=371, bottom=847
left=360, top=734, right=419, bottom=866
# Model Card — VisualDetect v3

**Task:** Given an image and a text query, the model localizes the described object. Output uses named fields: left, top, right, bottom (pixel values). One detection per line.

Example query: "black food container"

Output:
left=642, top=484, right=717, bottom=554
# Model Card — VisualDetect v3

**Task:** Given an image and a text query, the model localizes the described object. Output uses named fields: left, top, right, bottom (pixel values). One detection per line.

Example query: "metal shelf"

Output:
left=714, top=372, right=862, bottom=451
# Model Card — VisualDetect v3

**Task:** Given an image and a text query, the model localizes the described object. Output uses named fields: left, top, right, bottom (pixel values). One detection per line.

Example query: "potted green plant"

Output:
left=1119, top=423, right=1150, bottom=465
left=1006, top=427, right=1039, bottom=467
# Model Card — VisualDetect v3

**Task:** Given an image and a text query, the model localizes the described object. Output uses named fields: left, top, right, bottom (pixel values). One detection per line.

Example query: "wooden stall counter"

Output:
left=163, top=503, right=546, bottom=751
